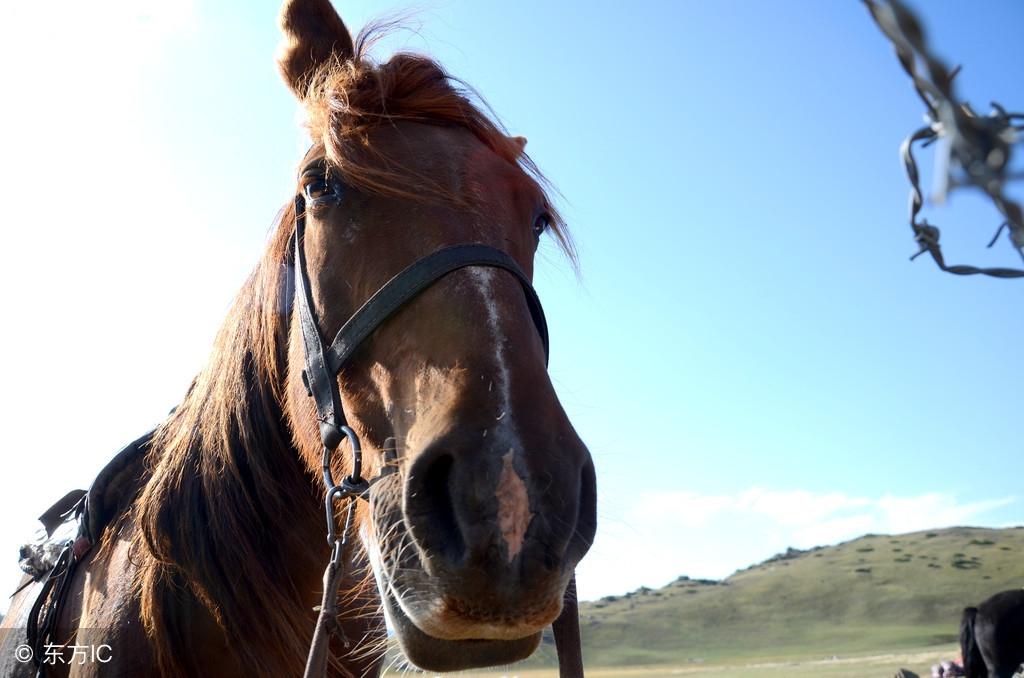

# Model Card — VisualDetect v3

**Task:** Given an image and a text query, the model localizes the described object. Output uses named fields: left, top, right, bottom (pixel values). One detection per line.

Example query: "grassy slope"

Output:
left=531, top=526, right=1024, bottom=668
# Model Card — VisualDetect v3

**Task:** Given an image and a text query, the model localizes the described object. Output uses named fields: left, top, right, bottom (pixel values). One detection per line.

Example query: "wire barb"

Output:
left=864, top=0, right=1024, bottom=278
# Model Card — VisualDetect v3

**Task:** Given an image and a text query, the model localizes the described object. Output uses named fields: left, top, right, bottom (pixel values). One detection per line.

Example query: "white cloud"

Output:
left=574, top=488, right=1016, bottom=601
left=876, top=493, right=1016, bottom=534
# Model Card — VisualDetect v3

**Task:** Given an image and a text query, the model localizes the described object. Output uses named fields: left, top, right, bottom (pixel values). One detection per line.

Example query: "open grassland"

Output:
left=385, top=526, right=1024, bottom=676
left=408, top=646, right=957, bottom=677
left=572, top=526, right=1024, bottom=667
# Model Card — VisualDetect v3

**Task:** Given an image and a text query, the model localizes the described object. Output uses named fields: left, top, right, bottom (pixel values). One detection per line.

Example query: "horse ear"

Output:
left=276, top=0, right=355, bottom=99
left=510, top=136, right=528, bottom=155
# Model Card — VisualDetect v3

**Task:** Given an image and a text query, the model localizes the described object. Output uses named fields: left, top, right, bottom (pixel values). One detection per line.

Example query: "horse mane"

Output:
left=130, top=201, right=335, bottom=677
left=126, top=22, right=571, bottom=677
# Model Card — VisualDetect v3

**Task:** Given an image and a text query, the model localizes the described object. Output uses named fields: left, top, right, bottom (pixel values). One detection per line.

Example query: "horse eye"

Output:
left=533, top=213, right=551, bottom=238
left=303, top=176, right=334, bottom=201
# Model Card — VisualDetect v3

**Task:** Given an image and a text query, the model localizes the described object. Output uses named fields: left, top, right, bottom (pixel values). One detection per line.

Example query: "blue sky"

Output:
left=0, top=0, right=1020, bottom=602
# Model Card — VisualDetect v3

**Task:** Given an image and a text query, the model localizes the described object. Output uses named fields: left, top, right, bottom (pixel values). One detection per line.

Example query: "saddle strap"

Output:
left=552, top=574, right=584, bottom=678
left=25, top=542, right=79, bottom=677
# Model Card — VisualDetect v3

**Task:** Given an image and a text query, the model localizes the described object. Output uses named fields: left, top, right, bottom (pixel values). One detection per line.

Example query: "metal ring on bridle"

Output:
left=321, top=425, right=367, bottom=490
left=321, top=425, right=369, bottom=546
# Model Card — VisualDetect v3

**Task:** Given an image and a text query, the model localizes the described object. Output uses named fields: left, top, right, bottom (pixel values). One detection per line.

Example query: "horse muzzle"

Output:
left=364, top=426, right=596, bottom=667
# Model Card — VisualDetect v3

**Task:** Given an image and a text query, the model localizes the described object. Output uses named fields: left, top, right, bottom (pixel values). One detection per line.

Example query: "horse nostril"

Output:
left=406, top=452, right=465, bottom=568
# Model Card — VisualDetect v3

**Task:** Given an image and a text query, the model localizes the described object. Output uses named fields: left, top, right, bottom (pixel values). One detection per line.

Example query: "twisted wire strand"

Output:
left=864, top=0, right=1024, bottom=278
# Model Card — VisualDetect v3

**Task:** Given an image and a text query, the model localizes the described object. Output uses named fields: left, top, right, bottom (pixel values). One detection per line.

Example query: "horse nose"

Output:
left=402, top=429, right=593, bottom=585
left=403, top=447, right=467, bottom=571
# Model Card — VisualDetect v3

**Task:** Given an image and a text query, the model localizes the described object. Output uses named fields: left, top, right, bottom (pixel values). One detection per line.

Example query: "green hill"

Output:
left=562, top=526, right=1024, bottom=667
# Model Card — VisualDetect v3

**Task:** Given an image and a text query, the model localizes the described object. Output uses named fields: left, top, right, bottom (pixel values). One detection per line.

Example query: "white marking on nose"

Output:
left=468, top=268, right=512, bottom=419
left=496, top=449, right=532, bottom=562
left=468, top=269, right=533, bottom=558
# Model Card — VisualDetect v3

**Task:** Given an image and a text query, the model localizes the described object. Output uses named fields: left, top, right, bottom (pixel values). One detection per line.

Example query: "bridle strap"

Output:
left=324, top=242, right=549, bottom=375
left=293, top=193, right=549, bottom=452
left=293, top=195, right=347, bottom=449
left=552, top=575, right=584, bottom=678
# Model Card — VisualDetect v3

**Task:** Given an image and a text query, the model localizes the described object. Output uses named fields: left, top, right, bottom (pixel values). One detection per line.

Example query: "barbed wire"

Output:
left=863, top=0, right=1024, bottom=279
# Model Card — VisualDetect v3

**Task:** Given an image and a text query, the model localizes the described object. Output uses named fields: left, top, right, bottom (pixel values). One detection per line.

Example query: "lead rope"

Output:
left=302, top=426, right=369, bottom=678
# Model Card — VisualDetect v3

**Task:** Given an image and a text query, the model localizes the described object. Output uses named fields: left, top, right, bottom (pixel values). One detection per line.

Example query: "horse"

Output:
left=0, top=0, right=597, bottom=675
left=960, top=589, right=1024, bottom=678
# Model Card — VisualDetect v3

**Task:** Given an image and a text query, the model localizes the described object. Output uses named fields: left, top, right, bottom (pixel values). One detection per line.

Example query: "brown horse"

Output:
left=0, top=0, right=596, bottom=675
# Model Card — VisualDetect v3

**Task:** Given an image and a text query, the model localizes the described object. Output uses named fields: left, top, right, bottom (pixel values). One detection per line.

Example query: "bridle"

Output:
left=290, top=193, right=584, bottom=678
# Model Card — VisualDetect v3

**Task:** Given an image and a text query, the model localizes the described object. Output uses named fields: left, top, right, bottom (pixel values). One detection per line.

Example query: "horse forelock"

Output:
left=301, top=22, right=576, bottom=264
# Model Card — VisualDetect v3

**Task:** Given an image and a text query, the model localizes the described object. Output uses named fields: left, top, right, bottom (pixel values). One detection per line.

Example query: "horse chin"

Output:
left=380, top=586, right=542, bottom=672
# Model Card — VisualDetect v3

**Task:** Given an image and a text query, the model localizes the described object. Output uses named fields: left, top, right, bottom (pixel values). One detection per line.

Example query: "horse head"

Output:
left=276, top=0, right=597, bottom=670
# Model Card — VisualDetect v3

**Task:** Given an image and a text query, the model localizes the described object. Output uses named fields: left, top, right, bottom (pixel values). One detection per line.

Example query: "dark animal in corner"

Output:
left=960, top=589, right=1024, bottom=678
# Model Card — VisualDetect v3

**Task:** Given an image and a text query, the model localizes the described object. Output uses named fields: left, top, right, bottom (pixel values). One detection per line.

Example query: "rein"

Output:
left=290, top=194, right=583, bottom=677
